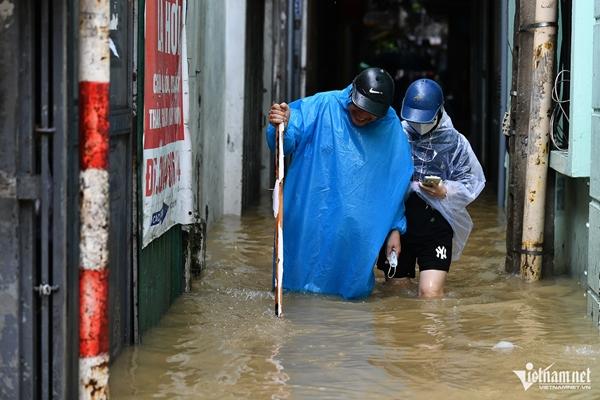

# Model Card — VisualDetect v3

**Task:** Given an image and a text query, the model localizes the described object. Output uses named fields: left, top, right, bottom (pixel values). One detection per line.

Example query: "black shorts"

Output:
left=377, top=192, right=453, bottom=278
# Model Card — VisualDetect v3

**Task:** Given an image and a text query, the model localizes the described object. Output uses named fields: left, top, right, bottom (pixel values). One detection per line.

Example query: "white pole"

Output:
left=274, top=123, right=285, bottom=316
left=520, top=0, right=557, bottom=281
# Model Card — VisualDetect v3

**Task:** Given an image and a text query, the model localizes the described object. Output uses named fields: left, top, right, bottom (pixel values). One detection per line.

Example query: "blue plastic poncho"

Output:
left=266, top=85, right=413, bottom=299
left=403, top=111, right=486, bottom=260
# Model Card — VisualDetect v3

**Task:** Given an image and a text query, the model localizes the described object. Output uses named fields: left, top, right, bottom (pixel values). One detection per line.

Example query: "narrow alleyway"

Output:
left=110, top=193, right=600, bottom=399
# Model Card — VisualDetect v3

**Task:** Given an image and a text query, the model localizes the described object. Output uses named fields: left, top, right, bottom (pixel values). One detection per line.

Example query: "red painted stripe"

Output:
left=79, top=81, right=110, bottom=170
left=79, top=268, right=110, bottom=357
left=143, top=123, right=185, bottom=149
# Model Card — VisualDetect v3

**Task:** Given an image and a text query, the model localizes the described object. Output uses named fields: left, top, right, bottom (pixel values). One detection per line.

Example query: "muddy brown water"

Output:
left=111, top=193, right=600, bottom=399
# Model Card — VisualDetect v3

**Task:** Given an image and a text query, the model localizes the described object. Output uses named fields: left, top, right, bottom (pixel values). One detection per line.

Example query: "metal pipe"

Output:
left=286, top=0, right=293, bottom=99
left=272, top=0, right=281, bottom=101
left=78, top=0, right=111, bottom=397
left=497, top=0, right=509, bottom=208
left=299, top=0, right=308, bottom=98
left=520, top=0, right=557, bottom=282
left=505, top=0, right=535, bottom=274
left=480, top=0, right=488, bottom=170
left=39, top=0, right=52, bottom=396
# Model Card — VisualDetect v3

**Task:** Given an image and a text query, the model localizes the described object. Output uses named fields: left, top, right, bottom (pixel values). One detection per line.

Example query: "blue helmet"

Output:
left=400, top=79, right=444, bottom=123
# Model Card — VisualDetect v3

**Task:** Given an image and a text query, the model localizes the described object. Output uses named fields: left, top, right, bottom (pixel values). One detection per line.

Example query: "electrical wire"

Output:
left=550, top=69, right=570, bottom=151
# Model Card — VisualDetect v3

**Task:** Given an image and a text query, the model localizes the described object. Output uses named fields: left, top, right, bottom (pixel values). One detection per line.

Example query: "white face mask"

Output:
left=408, top=115, right=438, bottom=135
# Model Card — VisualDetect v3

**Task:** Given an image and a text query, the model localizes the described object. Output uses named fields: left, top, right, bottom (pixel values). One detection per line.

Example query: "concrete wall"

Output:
left=554, top=176, right=590, bottom=283
left=187, top=0, right=247, bottom=224
left=223, top=0, right=246, bottom=215
left=586, top=0, right=600, bottom=326
left=551, top=0, right=594, bottom=287
left=185, top=1, right=206, bottom=223
left=0, top=1, right=25, bottom=397
left=187, top=0, right=225, bottom=226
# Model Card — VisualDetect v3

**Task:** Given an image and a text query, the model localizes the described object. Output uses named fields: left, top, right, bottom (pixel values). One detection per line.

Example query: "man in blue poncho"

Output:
left=266, top=68, right=413, bottom=299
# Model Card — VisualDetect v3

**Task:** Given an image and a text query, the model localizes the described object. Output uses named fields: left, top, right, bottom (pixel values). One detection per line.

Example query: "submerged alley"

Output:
left=110, top=194, right=600, bottom=399
left=1, top=0, right=600, bottom=398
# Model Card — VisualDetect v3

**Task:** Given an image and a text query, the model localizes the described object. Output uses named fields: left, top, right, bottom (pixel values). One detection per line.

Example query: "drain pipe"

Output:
left=78, top=0, right=111, bottom=398
left=520, top=0, right=557, bottom=281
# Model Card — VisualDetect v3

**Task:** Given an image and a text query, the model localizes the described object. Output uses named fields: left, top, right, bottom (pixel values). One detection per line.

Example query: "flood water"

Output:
left=111, top=193, right=600, bottom=399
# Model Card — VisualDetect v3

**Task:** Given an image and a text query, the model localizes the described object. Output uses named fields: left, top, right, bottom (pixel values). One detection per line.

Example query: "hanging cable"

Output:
left=550, top=0, right=571, bottom=151
left=550, top=69, right=570, bottom=151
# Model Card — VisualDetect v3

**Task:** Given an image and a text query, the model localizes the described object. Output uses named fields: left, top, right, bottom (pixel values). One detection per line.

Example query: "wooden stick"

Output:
left=274, top=122, right=285, bottom=317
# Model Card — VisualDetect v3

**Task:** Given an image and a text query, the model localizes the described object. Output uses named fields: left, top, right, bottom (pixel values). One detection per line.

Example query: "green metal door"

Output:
left=587, top=0, right=600, bottom=326
left=139, top=226, right=184, bottom=335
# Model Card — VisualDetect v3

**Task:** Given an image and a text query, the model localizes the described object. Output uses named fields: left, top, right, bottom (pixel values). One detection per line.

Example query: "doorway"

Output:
left=305, top=0, right=503, bottom=190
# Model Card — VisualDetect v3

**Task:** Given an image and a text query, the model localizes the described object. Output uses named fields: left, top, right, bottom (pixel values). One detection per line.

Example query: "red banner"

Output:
left=144, top=0, right=185, bottom=149
left=142, top=0, right=193, bottom=247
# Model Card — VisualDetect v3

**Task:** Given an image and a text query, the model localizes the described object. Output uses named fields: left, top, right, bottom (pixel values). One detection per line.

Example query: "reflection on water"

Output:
left=111, top=193, right=600, bottom=399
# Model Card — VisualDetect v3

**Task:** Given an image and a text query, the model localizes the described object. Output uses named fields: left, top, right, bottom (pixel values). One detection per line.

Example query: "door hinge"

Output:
left=35, top=126, right=56, bottom=135
left=34, top=284, right=59, bottom=296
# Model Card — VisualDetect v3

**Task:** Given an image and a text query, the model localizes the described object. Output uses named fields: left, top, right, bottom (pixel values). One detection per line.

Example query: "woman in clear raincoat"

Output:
left=376, top=79, right=485, bottom=297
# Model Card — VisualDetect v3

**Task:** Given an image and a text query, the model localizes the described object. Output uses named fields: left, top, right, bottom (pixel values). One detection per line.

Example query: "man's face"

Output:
left=348, top=104, right=379, bottom=127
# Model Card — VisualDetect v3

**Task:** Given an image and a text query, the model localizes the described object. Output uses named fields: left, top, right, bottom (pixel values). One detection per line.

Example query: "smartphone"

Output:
left=421, top=175, right=442, bottom=187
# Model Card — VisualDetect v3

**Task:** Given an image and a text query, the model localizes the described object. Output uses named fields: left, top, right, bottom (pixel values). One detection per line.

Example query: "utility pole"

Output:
left=520, top=0, right=557, bottom=281
left=505, top=0, right=535, bottom=274
left=78, top=0, right=111, bottom=398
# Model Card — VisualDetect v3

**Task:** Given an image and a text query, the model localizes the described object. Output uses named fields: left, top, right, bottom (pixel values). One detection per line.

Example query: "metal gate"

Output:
left=108, top=0, right=135, bottom=358
left=0, top=0, right=71, bottom=397
left=0, top=0, right=135, bottom=397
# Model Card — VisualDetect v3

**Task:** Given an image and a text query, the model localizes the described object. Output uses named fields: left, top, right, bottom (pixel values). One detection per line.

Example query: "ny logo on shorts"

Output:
left=435, top=245, right=447, bottom=260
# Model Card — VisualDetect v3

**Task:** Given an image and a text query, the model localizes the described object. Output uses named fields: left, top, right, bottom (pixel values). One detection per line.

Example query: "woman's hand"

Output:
left=386, top=229, right=401, bottom=257
left=419, top=181, right=447, bottom=199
